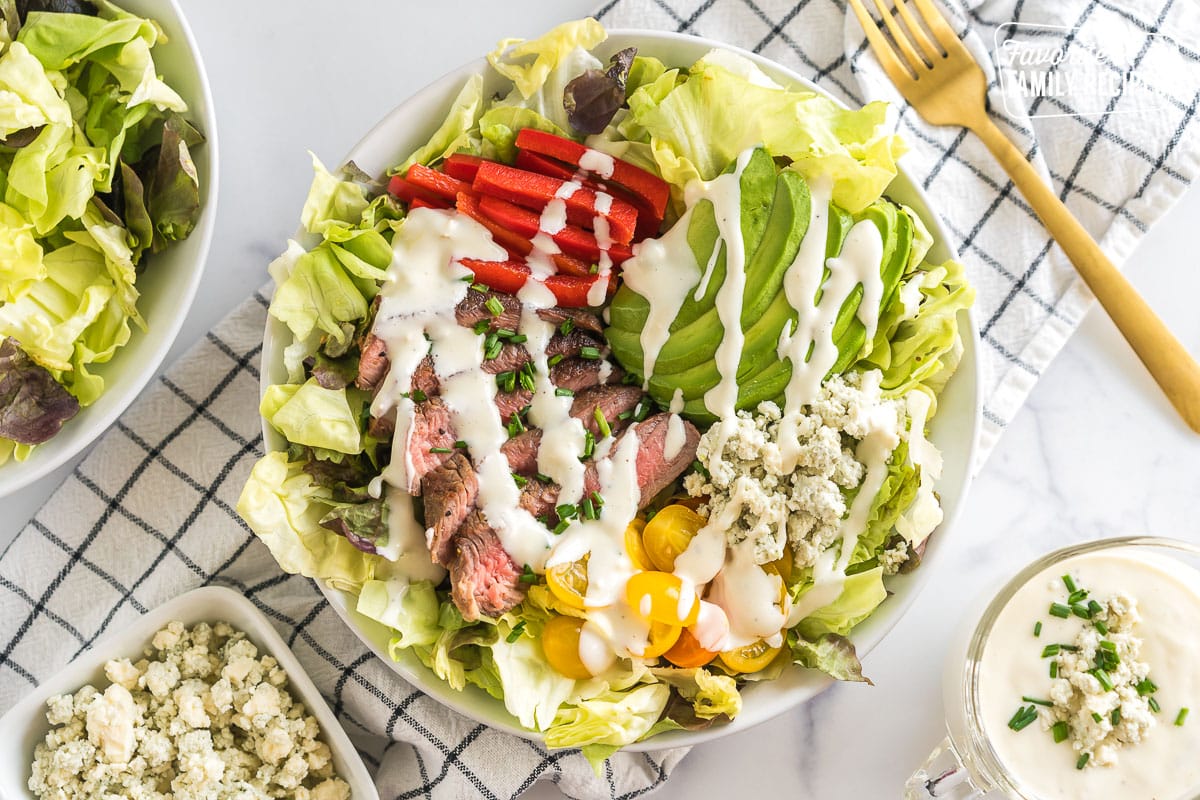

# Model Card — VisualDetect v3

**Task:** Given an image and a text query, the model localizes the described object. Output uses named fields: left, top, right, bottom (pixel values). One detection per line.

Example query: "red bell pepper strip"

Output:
left=442, top=153, right=484, bottom=182
left=516, top=147, right=661, bottom=241
left=405, top=163, right=474, bottom=202
left=514, top=128, right=670, bottom=220
left=472, top=161, right=639, bottom=245
left=460, top=258, right=611, bottom=308
left=409, top=196, right=445, bottom=210
left=387, top=175, right=446, bottom=206
left=455, top=193, right=593, bottom=278
left=476, top=195, right=632, bottom=265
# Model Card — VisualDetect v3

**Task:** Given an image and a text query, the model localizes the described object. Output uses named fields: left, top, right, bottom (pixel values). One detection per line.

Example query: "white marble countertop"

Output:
left=4, top=1, right=1200, bottom=797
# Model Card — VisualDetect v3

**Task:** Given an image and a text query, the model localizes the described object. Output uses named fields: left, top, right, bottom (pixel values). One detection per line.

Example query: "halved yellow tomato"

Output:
left=767, top=545, right=795, bottom=585
left=640, top=621, right=682, bottom=659
left=546, top=556, right=589, bottom=610
left=624, top=519, right=654, bottom=571
left=719, top=639, right=783, bottom=674
left=541, top=615, right=593, bottom=679
left=626, top=570, right=700, bottom=627
left=642, top=505, right=705, bottom=571
left=663, top=628, right=718, bottom=668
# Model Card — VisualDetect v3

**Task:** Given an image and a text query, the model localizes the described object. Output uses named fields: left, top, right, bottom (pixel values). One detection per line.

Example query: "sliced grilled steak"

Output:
left=450, top=512, right=526, bottom=620
left=500, top=431, right=541, bottom=475
left=482, top=328, right=607, bottom=374
left=518, top=478, right=562, bottom=520
left=535, top=306, right=603, bottom=335
left=456, top=289, right=521, bottom=332
left=626, top=413, right=701, bottom=504
left=411, top=355, right=439, bottom=398
left=368, top=407, right=396, bottom=440
left=421, top=452, right=478, bottom=566
left=494, top=389, right=533, bottom=423
left=403, top=398, right=457, bottom=494
left=550, top=357, right=623, bottom=392
left=571, top=385, right=644, bottom=436
left=355, top=332, right=389, bottom=391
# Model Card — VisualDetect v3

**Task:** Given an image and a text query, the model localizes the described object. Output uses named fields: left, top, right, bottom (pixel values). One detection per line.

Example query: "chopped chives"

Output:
left=1042, top=644, right=1062, bottom=658
left=1071, top=603, right=1092, bottom=619
left=580, top=346, right=601, bottom=360
left=454, top=440, right=468, bottom=449
left=1008, top=705, right=1039, bottom=731
left=1176, top=708, right=1189, bottom=726
left=495, top=328, right=516, bottom=339
left=473, top=320, right=490, bottom=335
left=485, top=296, right=505, bottom=316
left=1076, top=753, right=1089, bottom=770
left=1149, top=697, right=1161, bottom=713
left=555, top=388, right=574, bottom=397
left=548, top=354, right=565, bottom=367
left=1033, top=621, right=1043, bottom=637
left=1022, top=696, right=1054, bottom=707
left=1087, top=599, right=1103, bottom=617
left=1067, top=589, right=1089, bottom=605
left=470, top=282, right=488, bottom=293
left=1112, top=707, right=1121, bottom=725
left=1094, top=620, right=1109, bottom=635
left=1099, top=640, right=1117, bottom=652
left=634, top=401, right=650, bottom=421
left=1050, top=661, right=1059, bottom=678
left=581, top=430, right=595, bottom=459
left=428, top=447, right=452, bottom=454
left=509, top=334, right=528, bottom=344
left=617, top=410, right=633, bottom=420
left=589, top=262, right=599, bottom=274
left=518, top=565, right=537, bottom=584
left=581, top=497, right=597, bottom=520
left=506, top=621, right=527, bottom=642
left=552, top=519, right=570, bottom=535
left=1092, top=669, right=1114, bottom=692
left=1049, top=603, right=1071, bottom=619
left=844, top=558, right=880, bottom=576
left=1052, top=721, right=1069, bottom=743
left=556, top=504, right=578, bottom=520
left=594, top=407, right=611, bottom=438
left=1063, top=574, right=1077, bottom=593
left=512, top=474, right=528, bottom=488
left=1136, top=678, right=1158, bottom=696
left=410, top=389, right=427, bottom=403
left=590, top=491, right=604, bottom=508
left=1060, top=644, right=1080, bottom=652
left=535, top=473, right=551, bottom=484
left=1092, top=712, right=1103, bottom=723
left=559, top=319, right=575, bottom=335
left=519, top=370, right=536, bottom=392
left=485, top=338, right=504, bottom=360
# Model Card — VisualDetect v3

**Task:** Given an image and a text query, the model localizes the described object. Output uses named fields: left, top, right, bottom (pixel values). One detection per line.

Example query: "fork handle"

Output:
left=969, top=115, right=1200, bottom=433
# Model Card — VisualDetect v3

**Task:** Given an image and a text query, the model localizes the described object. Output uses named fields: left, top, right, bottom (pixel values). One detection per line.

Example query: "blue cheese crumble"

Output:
left=29, top=621, right=351, bottom=800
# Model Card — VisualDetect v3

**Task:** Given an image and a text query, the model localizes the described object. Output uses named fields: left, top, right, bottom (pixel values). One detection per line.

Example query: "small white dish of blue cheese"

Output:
left=0, top=586, right=377, bottom=800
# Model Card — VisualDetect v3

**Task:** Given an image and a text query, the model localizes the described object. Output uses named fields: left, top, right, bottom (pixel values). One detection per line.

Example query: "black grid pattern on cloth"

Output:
left=0, top=300, right=684, bottom=800
left=4, top=0, right=1199, bottom=797
left=598, top=0, right=1200, bottom=456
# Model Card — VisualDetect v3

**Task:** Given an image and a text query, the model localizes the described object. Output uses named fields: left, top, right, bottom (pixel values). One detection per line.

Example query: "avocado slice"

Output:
left=644, top=164, right=809, bottom=376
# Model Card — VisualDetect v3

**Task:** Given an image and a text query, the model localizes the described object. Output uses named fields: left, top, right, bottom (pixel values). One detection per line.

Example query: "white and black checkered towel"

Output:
left=3, top=1, right=1198, bottom=797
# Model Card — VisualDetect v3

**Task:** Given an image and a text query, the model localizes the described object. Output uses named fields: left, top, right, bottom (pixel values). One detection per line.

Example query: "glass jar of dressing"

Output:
left=906, top=537, right=1200, bottom=800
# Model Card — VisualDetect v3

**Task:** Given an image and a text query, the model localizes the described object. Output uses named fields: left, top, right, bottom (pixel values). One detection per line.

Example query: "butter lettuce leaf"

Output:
left=301, top=152, right=370, bottom=236
left=236, top=451, right=377, bottom=590
left=357, top=579, right=441, bottom=648
left=260, top=378, right=364, bottom=456
left=0, top=200, right=45, bottom=301
left=544, top=683, right=669, bottom=750
left=789, top=631, right=871, bottom=684
left=396, top=73, right=483, bottom=174
left=795, top=566, right=887, bottom=639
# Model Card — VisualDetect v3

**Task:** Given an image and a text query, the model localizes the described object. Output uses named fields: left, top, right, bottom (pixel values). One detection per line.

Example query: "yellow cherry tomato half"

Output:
left=639, top=621, right=682, bottom=659
left=663, top=627, right=719, bottom=668
left=719, top=639, right=783, bottom=674
left=642, top=504, right=705, bottom=572
left=541, top=615, right=594, bottom=680
left=761, top=562, right=791, bottom=610
left=546, top=556, right=590, bottom=610
left=625, top=570, right=700, bottom=627
left=624, top=519, right=655, bottom=572
left=767, top=545, right=795, bottom=584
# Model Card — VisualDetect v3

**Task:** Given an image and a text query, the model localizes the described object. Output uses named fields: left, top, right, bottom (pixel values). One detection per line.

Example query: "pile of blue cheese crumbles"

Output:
left=29, top=621, right=351, bottom=800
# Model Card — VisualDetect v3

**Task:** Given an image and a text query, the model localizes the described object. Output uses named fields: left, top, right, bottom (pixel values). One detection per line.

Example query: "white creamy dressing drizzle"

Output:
left=663, top=414, right=687, bottom=462
left=587, top=193, right=615, bottom=307
left=579, top=147, right=616, bottom=179
left=381, top=487, right=447, bottom=582
left=897, top=390, right=943, bottom=544
left=619, top=204, right=701, bottom=384
left=668, top=388, right=685, bottom=414
left=518, top=281, right=589, bottom=507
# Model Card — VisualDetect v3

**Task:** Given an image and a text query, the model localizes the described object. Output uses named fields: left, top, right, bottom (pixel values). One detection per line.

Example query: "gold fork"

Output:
left=848, top=0, right=1200, bottom=433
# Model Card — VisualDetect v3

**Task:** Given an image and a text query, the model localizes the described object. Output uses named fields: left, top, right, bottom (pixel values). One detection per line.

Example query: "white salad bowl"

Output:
left=0, top=0, right=219, bottom=498
left=0, top=586, right=377, bottom=800
left=260, top=30, right=981, bottom=750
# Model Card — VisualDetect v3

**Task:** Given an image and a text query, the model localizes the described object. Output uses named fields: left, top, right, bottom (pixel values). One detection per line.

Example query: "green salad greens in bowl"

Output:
left=0, top=0, right=215, bottom=495
left=239, top=20, right=980, bottom=761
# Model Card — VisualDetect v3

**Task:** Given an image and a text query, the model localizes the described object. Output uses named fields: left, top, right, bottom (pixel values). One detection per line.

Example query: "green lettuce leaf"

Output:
left=357, top=579, right=441, bottom=648
left=789, top=631, right=871, bottom=684
left=396, top=73, right=483, bottom=174
left=300, top=152, right=370, bottom=236
left=0, top=39, right=71, bottom=138
left=622, top=53, right=904, bottom=212
left=145, top=114, right=200, bottom=249
left=487, top=18, right=606, bottom=100
left=544, top=683, right=669, bottom=750
left=0, top=199, right=45, bottom=301
left=795, top=566, right=887, bottom=639
left=849, top=441, right=920, bottom=566
left=5, top=120, right=106, bottom=234
left=260, top=378, right=364, bottom=456
left=478, top=105, right=565, bottom=163
left=268, top=241, right=369, bottom=346
left=491, top=617, right=578, bottom=731
left=649, top=667, right=742, bottom=720
left=236, top=451, right=377, bottom=590
left=18, top=7, right=186, bottom=110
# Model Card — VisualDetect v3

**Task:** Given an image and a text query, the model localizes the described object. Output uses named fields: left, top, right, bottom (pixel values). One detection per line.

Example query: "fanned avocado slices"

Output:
left=606, top=149, right=914, bottom=424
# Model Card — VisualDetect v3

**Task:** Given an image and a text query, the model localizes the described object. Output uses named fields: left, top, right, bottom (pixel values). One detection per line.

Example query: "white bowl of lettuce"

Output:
left=0, top=0, right=217, bottom=496
left=245, top=23, right=980, bottom=757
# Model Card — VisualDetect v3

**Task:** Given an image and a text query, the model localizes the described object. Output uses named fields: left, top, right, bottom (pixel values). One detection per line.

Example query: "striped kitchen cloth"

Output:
left=2, top=1, right=1197, bottom=798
